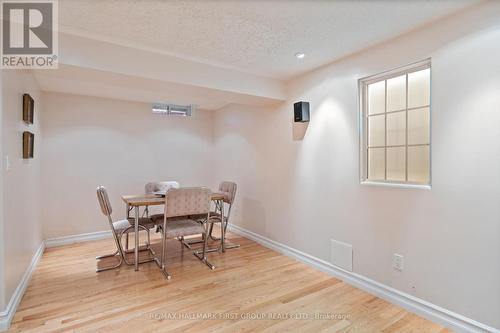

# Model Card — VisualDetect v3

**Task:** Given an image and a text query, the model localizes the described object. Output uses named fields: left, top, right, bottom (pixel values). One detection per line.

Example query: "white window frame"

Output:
left=358, top=59, right=432, bottom=189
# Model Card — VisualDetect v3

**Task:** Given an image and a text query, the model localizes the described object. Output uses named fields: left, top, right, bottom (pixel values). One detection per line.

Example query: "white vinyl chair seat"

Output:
left=112, top=218, right=155, bottom=232
left=112, top=219, right=131, bottom=231
left=164, top=219, right=205, bottom=238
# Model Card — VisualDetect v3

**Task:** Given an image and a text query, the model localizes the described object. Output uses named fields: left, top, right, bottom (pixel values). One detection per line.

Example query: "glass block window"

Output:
left=359, top=60, right=431, bottom=186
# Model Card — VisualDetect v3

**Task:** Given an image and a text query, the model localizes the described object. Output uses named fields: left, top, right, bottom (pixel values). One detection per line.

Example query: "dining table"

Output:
left=121, top=191, right=226, bottom=271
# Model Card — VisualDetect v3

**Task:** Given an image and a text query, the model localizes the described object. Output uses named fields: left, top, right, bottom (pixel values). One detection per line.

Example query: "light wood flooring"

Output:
left=6, top=232, right=453, bottom=332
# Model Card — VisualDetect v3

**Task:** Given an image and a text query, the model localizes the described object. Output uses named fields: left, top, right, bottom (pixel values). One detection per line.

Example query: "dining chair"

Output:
left=143, top=181, right=180, bottom=218
left=183, top=181, right=239, bottom=251
left=153, top=187, right=214, bottom=279
left=145, top=180, right=180, bottom=194
left=96, top=186, right=156, bottom=272
left=210, top=182, right=237, bottom=237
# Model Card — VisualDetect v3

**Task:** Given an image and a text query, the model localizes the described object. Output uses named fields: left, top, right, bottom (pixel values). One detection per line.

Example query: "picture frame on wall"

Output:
left=23, top=131, right=34, bottom=159
left=23, top=94, right=34, bottom=124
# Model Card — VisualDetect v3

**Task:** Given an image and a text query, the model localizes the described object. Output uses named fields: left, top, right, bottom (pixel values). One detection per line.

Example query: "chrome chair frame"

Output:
left=183, top=181, right=239, bottom=252
left=96, top=186, right=156, bottom=272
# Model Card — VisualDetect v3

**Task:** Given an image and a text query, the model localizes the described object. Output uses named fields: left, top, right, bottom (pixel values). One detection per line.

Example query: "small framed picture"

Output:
left=23, top=94, right=34, bottom=124
left=23, top=131, right=34, bottom=159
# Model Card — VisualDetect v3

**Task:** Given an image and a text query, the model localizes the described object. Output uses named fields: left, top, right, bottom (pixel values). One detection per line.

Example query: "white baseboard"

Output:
left=0, top=242, right=45, bottom=331
left=228, top=224, right=499, bottom=333
left=45, top=230, right=112, bottom=248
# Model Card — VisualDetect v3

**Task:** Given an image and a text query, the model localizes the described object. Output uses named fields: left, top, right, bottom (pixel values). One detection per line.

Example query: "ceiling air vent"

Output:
left=152, top=103, right=194, bottom=117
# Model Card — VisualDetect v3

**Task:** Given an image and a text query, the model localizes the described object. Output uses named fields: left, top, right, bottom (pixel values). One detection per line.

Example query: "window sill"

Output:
left=360, top=181, right=431, bottom=190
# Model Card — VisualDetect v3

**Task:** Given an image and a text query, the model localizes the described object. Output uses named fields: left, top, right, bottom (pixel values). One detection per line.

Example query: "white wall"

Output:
left=0, top=70, right=5, bottom=311
left=41, top=93, right=215, bottom=238
left=214, top=2, right=500, bottom=329
left=1, top=70, right=44, bottom=310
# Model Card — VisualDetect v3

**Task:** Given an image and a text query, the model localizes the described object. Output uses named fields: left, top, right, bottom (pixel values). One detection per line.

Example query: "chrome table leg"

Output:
left=134, top=206, right=139, bottom=271
left=159, top=217, right=171, bottom=279
left=220, top=200, right=225, bottom=253
left=125, top=203, right=130, bottom=251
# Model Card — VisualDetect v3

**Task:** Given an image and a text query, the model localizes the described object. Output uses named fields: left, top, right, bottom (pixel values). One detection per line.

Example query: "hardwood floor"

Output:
left=7, top=232, right=453, bottom=332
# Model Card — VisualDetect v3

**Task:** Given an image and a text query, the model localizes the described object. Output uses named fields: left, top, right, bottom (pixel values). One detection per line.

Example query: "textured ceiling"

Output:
left=59, top=0, right=478, bottom=79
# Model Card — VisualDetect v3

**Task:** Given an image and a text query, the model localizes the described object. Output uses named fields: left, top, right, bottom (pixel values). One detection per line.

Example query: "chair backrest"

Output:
left=165, top=187, right=211, bottom=218
left=218, top=181, right=237, bottom=205
left=145, top=181, right=180, bottom=194
left=96, top=186, right=112, bottom=216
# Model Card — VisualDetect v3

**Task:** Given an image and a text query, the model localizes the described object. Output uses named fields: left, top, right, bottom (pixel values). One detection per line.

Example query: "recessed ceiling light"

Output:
left=295, top=52, right=305, bottom=59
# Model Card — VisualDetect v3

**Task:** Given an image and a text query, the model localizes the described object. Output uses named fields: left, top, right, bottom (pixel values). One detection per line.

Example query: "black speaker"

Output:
left=294, top=101, right=310, bottom=122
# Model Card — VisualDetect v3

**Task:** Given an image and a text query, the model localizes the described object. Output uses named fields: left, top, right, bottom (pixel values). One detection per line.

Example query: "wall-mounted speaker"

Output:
left=294, top=101, right=310, bottom=122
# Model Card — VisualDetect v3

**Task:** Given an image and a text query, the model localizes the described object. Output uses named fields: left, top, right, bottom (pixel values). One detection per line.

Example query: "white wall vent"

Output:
left=152, top=103, right=194, bottom=117
left=330, top=239, right=353, bottom=272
